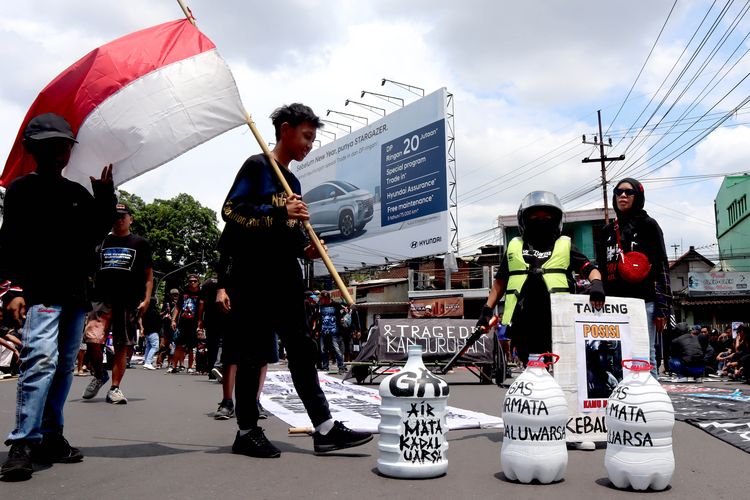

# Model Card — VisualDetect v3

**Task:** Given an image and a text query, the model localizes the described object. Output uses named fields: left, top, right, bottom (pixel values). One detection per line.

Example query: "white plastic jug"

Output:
left=501, top=353, right=568, bottom=484
left=378, top=344, right=449, bottom=478
left=605, top=359, right=675, bottom=491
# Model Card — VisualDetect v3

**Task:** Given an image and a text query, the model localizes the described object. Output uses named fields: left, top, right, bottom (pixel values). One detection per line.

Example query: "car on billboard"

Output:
left=304, top=180, right=374, bottom=238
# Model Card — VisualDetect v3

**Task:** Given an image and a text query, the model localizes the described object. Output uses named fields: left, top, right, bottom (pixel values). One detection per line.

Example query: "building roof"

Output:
left=349, top=277, right=407, bottom=289
left=668, top=246, right=715, bottom=270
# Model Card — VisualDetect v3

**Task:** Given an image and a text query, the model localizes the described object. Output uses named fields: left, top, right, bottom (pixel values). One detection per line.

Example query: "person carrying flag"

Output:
left=216, top=103, right=372, bottom=458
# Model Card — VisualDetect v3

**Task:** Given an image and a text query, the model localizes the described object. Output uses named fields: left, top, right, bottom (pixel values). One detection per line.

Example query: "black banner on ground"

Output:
left=667, top=386, right=750, bottom=454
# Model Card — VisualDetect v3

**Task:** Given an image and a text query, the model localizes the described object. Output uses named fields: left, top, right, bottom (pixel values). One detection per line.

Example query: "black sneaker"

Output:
left=214, top=402, right=235, bottom=420
left=231, top=428, right=281, bottom=458
left=1, top=443, right=33, bottom=481
left=257, top=401, right=268, bottom=420
left=210, top=368, right=223, bottom=382
left=313, top=421, right=373, bottom=453
left=31, top=433, right=83, bottom=464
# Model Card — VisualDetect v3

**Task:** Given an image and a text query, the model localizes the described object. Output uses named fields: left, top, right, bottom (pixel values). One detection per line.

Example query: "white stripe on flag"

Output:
left=64, top=49, right=246, bottom=189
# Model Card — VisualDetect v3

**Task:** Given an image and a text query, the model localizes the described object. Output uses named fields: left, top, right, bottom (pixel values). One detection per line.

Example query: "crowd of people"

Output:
left=664, top=323, right=749, bottom=382
left=2, top=104, right=748, bottom=484
left=0, top=106, right=374, bottom=481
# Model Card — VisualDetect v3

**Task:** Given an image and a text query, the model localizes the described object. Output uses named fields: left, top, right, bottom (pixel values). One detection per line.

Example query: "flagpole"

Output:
left=176, top=0, right=195, bottom=25
left=175, top=0, right=354, bottom=306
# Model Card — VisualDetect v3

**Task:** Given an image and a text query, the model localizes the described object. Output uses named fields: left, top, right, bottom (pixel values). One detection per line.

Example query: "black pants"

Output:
left=228, top=285, right=330, bottom=430
left=204, top=316, right=227, bottom=371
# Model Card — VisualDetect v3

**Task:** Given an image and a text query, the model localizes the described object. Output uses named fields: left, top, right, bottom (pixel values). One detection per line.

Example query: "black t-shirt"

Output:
left=95, top=233, right=152, bottom=304
left=199, top=278, right=224, bottom=328
left=0, top=172, right=116, bottom=306
left=494, top=239, right=595, bottom=355
left=141, top=300, right=162, bottom=334
left=318, top=301, right=342, bottom=335
left=177, top=290, right=201, bottom=330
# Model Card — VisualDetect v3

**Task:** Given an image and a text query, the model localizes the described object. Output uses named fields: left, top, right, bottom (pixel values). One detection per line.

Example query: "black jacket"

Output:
left=217, top=154, right=308, bottom=290
left=596, top=178, right=672, bottom=318
left=0, top=173, right=115, bottom=306
left=672, top=333, right=704, bottom=367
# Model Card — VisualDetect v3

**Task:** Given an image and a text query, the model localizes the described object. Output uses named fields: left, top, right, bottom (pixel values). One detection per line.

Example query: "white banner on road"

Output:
left=261, top=371, right=503, bottom=433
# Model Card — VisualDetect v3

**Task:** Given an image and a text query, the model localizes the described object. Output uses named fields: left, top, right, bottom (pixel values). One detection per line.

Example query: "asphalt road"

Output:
left=0, top=365, right=747, bottom=499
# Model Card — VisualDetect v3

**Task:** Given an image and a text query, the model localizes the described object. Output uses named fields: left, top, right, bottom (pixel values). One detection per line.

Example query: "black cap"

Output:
left=115, top=203, right=131, bottom=215
left=23, top=113, right=78, bottom=143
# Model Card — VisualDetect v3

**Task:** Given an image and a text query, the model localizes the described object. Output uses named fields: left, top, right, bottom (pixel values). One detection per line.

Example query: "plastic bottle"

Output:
left=378, top=344, right=450, bottom=478
left=501, top=353, right=568, bottom=484
left=605, top=359, right=675, bottom=491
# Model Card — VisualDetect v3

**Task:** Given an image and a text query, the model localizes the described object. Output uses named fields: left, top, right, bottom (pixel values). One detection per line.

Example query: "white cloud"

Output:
left=1, top=0, right=748, bottom=266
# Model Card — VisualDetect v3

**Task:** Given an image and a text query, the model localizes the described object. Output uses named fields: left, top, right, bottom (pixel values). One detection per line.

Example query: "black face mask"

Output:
left=524, top=219, right=558, bottom=247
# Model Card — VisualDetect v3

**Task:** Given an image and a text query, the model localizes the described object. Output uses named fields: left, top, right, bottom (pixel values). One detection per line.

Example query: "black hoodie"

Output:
left=596, top=178, right=672, bottom=318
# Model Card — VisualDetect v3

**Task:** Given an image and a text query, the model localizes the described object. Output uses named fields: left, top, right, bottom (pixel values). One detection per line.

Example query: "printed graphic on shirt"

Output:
left=223, top=191, right=298, bottom=229
left=180, top=295, right=198, bottom=320
left=101, top=247, right=137, bottom=271
left=320, top=305, right=338, bottom=335
left=522, top=249, right=552, bottom=259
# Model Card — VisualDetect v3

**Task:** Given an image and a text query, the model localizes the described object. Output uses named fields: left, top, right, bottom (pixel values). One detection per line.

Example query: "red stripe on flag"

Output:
left=1, top=18, right=215, bottom=187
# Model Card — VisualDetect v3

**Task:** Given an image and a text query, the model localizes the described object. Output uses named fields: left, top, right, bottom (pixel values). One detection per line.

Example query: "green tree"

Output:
left=117, top=190, right=220, bottom=277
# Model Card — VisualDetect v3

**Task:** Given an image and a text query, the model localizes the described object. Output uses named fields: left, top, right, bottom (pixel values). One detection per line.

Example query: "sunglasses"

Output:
left=614, top=188, right=638, bottom=197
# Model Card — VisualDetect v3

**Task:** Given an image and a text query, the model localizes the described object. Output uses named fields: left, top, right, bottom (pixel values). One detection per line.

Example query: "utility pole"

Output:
left=671, top=243, right=680, bottom=260
left=582, top=110, right=625, bottom=224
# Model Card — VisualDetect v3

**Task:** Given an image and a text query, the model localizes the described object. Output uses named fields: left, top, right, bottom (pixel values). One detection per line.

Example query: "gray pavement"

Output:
left=1, top=365, right=748, bottom=499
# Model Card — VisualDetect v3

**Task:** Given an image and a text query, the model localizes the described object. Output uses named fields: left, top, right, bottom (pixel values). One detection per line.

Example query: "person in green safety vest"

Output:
left=477, top=191, right=606, bottom=365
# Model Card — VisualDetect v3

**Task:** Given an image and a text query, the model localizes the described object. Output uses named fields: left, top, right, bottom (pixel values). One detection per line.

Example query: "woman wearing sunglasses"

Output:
left=596, top=178, right=672, bottom=378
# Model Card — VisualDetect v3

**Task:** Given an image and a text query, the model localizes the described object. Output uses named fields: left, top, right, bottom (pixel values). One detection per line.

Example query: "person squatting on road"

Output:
left=596, top=178, right=672, bottom=378
left=477, top=191, right=606, bottom=365
left=216, top=103, right=372, bottom=458
left=81, top=202, right=153, bottom=404
left=0, top=113, right=116, bottom=481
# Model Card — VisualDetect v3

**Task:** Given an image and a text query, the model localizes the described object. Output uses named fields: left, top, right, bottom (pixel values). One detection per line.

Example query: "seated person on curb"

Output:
left=669, top=325, right=705, bottom=381
left=719, top=325, right=748, bottom=381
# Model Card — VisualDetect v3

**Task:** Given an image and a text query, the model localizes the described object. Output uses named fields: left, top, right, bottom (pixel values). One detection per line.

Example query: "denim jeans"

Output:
left=645, top=302, right=658, bottom=378
left=143, top=332, right=160, bottom=366
left=319, top=333, right=345, bottom=370
left=6, top=304, right=86, bottom=444
left=668, top=358, right=705, bottom=378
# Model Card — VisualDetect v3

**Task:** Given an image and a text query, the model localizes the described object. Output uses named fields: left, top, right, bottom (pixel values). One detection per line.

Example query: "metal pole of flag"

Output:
left=176, top=0, right=354, bottom=306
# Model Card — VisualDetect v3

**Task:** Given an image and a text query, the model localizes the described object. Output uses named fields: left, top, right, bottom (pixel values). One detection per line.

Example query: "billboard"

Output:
left=688, top=271, right=750, bottom=296
left=291, top=89, right=450, bottom=274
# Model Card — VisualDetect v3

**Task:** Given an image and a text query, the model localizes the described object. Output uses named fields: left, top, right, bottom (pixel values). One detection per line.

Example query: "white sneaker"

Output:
left=187, top=368, right=196, bottom=374
left=106, top=387, right=128, bottom=404
left=143, top=364, right=156, bottom=370
left=573, top=441, right=596, bottom=451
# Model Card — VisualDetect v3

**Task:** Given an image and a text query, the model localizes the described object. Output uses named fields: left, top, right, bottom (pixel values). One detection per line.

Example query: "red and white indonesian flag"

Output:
left=1, top=19, right=246, bottom=188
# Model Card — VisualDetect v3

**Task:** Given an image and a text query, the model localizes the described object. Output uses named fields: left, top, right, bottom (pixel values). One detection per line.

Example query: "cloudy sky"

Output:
left=1, top=0, right=749, bottom=263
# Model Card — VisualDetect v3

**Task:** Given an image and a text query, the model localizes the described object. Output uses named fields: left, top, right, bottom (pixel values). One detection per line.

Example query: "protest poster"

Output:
left=551, top=294, right=649, bottom=443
